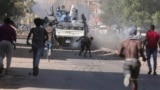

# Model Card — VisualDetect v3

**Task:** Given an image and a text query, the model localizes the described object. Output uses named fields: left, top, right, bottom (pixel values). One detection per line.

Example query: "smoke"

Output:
left=32, top=3, right=46, bottom=18
left=32, top=0, right=53, bottom=18
left=75, top=4, right=90, bottom=20
left=69, top=26, right=131, bottom=50
left=88, top=26, right=130, bottom=50
left=31, top=0, right=131, bottom=51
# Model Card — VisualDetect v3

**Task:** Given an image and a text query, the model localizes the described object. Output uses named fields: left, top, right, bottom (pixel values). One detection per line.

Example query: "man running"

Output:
left=26, top=18, right=48, bottom=76
left=117, top=27, right=146, bottom=90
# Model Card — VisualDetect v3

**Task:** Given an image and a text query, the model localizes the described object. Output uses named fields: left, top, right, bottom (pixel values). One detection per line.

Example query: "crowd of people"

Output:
left=55, top=5, right=78, bottom=23
left=54, top=5, right=88, bottom=34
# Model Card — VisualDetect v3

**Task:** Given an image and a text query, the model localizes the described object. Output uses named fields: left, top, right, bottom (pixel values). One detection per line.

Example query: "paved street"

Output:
left=0, top=39, right=160, bottom=90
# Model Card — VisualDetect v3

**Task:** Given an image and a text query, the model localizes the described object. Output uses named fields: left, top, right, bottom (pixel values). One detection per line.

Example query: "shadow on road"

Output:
left=0, top=67, right=160, bottom=90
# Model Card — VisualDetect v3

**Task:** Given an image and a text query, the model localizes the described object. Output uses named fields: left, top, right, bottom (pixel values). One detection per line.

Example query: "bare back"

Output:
left=122, top=39, right=141, bottom=59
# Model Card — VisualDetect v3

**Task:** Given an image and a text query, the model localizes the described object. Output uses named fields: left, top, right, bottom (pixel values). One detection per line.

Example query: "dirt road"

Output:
left=0, top=39, right=160, bottom=90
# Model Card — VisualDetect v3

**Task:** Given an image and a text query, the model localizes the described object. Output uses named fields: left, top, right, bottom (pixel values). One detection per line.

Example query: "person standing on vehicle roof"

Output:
left=81, top=13, right=88, bottom=36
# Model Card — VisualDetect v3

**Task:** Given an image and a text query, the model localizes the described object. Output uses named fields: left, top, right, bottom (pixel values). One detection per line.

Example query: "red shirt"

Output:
left=146, top=30, right=160, bottom=49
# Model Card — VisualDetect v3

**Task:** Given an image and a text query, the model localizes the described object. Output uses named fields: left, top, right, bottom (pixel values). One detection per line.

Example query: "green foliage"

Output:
left=100, top=0, right=160, bottom=27
left=0, top=0, right=34, bottom=20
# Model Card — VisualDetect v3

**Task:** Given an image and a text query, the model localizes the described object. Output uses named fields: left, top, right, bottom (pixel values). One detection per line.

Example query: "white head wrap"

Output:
left=128, top=26, right=140, bottom=39
left=128, top=26, right=137, bottom=35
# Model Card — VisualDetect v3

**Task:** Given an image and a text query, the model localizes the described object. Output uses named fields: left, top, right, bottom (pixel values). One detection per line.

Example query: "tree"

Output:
left=0, top=0, right=35, bottom=21
left=100, top=0, right=160, bottom=28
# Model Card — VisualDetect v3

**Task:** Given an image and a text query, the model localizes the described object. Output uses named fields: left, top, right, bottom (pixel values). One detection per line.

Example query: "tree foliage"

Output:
left=100, top=0, right=160, bottom=27
left=0, top=0, right=34, bottom=20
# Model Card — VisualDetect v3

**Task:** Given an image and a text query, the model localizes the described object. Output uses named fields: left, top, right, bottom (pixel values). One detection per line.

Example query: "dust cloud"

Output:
left=88, top=27, right=130, bottom=50
left=32, top=0, right=54, bottom=18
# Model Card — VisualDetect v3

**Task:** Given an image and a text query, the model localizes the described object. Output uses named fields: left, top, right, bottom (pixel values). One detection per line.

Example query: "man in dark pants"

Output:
left=27, top=18, right=48, bottom=76
left=76, top=36, right=93, bottom=57
left=117, top=27, right=146, bottom=90
left=143, top=25, right=160, bottom=75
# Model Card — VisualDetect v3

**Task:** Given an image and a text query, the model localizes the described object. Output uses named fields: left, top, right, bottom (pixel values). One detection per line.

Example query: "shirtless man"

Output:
left=76, top=36, right=93, bottom=57
left=117, top=27, right=146, bottom=90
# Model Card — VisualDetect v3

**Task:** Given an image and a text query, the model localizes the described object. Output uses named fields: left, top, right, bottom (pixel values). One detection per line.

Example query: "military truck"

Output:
left=55, top=5, right=87, bottom=48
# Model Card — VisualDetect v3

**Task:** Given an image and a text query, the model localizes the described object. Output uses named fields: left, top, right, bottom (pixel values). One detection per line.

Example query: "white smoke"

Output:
left=88, top=26, right=130, bottom=50
left=32, top=0, right=53, bottom=18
